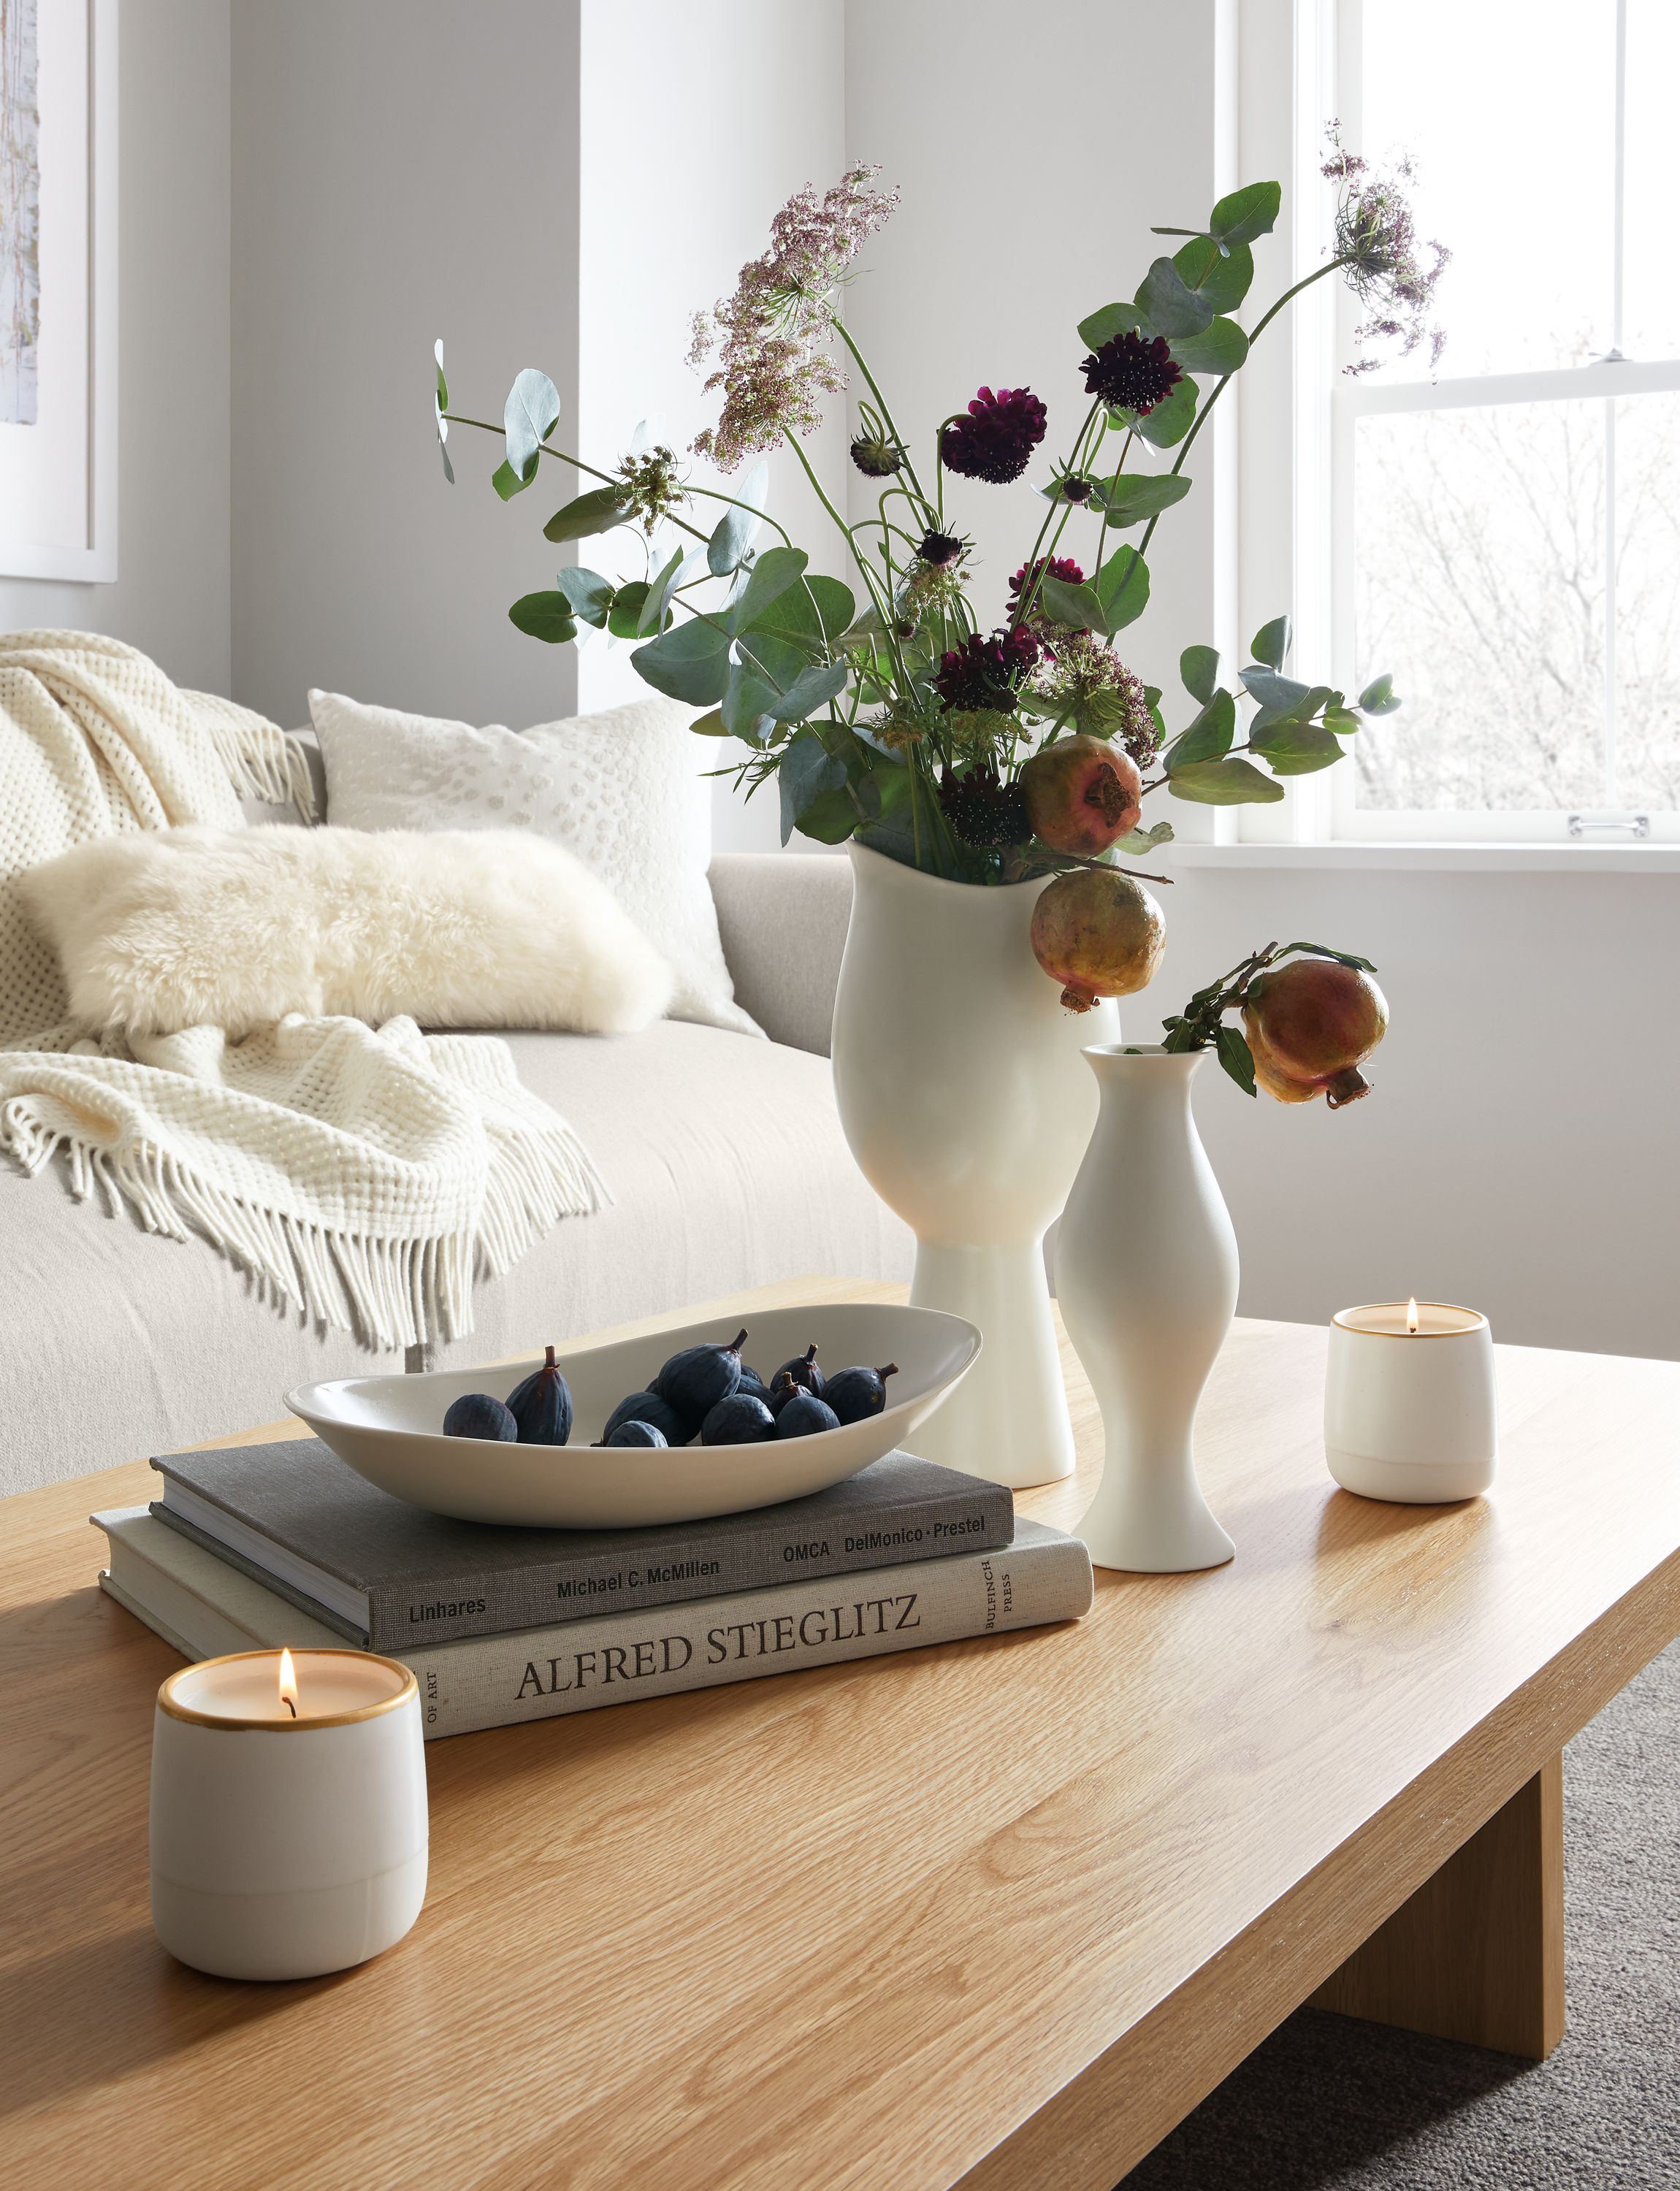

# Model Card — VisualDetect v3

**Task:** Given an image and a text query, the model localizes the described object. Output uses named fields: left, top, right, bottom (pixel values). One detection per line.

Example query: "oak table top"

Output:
left=4, top=1277, right=1679, bottom=2191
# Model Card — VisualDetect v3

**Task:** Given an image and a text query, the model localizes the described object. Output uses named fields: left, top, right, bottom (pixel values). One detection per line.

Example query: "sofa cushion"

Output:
left=0, top=1021, right=911, bottom=1494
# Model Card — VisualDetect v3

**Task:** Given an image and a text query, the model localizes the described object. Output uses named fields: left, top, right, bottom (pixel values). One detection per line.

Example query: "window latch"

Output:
left=1568, top=812, right=1650, bottom=838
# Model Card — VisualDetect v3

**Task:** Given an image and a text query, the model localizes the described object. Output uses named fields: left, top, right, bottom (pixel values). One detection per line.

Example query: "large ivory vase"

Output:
left=831, top=843, right=1119, bottom=1489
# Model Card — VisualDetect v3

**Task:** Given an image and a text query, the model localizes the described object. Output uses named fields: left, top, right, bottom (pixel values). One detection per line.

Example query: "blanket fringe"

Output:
left=184, top=689, right=319, bottom=819
left=0, top=1092, right=604, bottom=1351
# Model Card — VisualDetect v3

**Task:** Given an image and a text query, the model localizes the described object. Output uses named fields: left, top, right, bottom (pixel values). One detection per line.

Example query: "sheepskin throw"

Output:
left=23, top=825, right=673, bottom=1041
left=0, top=631, right=613, bottom=1349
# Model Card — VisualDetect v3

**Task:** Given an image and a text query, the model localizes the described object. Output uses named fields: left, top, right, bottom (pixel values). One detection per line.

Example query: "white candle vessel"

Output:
left=1325, top=1300, right=1497, bottom=1504
left=150, top=1647, right=427, bottom=1981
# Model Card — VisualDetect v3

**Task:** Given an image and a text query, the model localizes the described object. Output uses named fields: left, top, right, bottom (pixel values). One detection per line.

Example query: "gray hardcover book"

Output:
left=148, top=1441, right=1015, bottom=1650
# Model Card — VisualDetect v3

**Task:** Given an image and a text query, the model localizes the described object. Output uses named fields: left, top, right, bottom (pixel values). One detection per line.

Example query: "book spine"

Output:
left=365, top=1475, right=1017, bottom=1650
left=405, top=1533, right=1090, bottom=1738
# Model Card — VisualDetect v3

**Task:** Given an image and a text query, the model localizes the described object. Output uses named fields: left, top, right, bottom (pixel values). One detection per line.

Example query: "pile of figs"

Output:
left=441, top=1330, right=898, bottom=1450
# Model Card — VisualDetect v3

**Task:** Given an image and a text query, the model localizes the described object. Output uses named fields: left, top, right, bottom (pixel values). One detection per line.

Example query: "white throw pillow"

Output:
left=308, top=689, right=760, bottom=1037
left=20, top=825, right=673, bottom=1041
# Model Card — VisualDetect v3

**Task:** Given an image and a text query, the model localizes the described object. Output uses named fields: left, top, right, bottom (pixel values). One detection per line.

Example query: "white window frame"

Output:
left=1232, top=0, right=1680, bottom=849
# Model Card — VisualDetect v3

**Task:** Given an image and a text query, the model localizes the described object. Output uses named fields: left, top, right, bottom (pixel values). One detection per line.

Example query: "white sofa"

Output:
left=3, top=851, right=912, bottom=1496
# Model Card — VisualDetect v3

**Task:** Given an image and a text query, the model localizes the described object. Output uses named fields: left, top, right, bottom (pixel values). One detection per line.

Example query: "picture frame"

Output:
left=0, top=0, right=117, bottom=581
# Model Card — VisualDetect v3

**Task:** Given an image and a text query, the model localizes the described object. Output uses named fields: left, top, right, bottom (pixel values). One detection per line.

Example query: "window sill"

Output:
left=1165, top=841, right=1680, bottom=875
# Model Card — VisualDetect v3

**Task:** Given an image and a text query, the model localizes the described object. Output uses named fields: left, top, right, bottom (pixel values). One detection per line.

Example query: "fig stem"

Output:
left=543, top=1345, right=557, bottom=1369
left=728, top=1328, right=749, bottom=1353
left=879, top=1363, right=899, bottom=1379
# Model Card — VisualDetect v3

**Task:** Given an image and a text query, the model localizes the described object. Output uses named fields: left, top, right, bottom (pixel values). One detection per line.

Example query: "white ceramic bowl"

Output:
left=286, top=1303, right=981, bottom=1528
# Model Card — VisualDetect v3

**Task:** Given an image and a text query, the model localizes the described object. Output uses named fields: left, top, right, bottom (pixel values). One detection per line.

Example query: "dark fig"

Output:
left=769, top=1343, right=825, bottom=1399
left=700, top=1393, right=777, bottom=1445
left=652, top=1327, right=748, bottom=1431
left=822, top=1363, right=899, bottom=1426
left=602, top=1388, right=689, bottom=1446
left=443, top=1392, right=518, bottom=1442
left=603, top=1419, right=668, bottom=1449
left=774, top=1391, right=841, bottom=1439
left=505, top=1345, right=573, bottom=1446
left=737, top=1364, right=771, bottom=1402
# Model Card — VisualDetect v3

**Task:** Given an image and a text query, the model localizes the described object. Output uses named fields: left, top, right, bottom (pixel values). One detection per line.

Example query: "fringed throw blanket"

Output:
left=0, top=632, right=606, bottom=1348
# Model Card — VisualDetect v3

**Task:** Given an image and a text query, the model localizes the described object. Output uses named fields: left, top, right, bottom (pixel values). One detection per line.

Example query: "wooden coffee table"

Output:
left=4, top=1277, right=1679, bottom=2190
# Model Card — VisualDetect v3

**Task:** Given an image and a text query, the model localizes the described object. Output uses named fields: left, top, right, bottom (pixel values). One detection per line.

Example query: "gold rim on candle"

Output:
left=1332, top=1302, right=1488, bottom=1340
left=156, top=1648, right=418, bottom=1732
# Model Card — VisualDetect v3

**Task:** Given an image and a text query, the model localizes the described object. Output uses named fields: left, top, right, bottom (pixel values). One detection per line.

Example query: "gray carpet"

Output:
left=1120, top=1637, right=1680, bottom=2188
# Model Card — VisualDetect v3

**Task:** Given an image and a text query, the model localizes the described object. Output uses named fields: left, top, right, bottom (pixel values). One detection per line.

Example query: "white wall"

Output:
left=230, top=0, right=582, bottom=733
left=0, top=0, right=231, bottom=692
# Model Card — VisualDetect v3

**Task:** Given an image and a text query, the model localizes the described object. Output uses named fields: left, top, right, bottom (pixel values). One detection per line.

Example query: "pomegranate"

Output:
left=1030, top=868, right=1165, bottom=1012
left=1020, top=735, right=1142, bottom=857
left=1242, top=957, right=1388, bottom=1107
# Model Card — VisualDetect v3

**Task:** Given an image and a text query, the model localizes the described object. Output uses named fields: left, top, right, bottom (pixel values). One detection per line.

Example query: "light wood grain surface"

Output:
left=4, top=1277, right=1678, bottom=2191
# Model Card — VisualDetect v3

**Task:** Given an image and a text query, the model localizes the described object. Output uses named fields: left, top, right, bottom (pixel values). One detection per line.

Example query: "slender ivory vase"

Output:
left=1055, top=1046, right=1237, bottom=1570
left=831, top=843, right=1118, bottom=1489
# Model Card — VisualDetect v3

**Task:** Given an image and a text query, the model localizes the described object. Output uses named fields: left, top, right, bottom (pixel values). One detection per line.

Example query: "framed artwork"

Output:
left=0, top=0, right=116, bottom=581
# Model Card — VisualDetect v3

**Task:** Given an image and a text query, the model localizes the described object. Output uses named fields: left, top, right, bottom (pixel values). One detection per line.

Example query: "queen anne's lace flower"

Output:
left=1324, top=125, right=1449, bottom=372
left=690, top=167, right=900, bottom=472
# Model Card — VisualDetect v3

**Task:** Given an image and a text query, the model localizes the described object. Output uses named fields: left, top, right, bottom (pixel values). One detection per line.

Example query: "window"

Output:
left=1243, top=0, right=1680, bottom=844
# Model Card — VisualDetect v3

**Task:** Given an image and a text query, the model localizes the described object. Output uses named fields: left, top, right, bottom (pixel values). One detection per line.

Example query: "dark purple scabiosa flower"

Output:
left=1323, top=123, right=1449, bottom=372
left=935, top=627, right=1042, bottom=712
left=849, top=432, right=903, bottom=478
left=917, top=527, right=969, bottom=568
left=940, top=386, right=1047, bottom=483
left=1081, top=330, right=1183, bottom=416
left=1008, top=556, right=1085, bottom=616
left=1049, top=471, right=1094, bottom=504
left=938, top=762, right=1031, bottom=849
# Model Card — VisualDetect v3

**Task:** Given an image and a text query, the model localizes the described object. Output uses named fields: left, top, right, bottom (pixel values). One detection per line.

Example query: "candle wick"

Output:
left=282, top=1697, right=297, bottom=1718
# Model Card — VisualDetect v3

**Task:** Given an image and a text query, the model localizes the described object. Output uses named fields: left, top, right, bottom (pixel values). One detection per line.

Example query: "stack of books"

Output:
left=95, top=1441, right=1093, bottom=1739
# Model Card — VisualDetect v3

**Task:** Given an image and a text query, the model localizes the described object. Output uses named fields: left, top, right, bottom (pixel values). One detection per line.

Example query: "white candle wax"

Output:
left=1324, top=1301, right=1497, bottom=1504
left=150, top=1648, right=427, bottom=1981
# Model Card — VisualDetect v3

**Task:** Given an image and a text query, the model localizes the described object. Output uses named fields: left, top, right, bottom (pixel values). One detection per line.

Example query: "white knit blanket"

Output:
left=0, top=631, right=606, bottom=1348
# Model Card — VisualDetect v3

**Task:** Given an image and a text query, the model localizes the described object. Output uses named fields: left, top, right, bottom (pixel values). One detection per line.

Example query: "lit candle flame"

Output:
left=278, top=1647, right=299, bottom=1719
left=1406, top=1299, right=1420, bottom=1334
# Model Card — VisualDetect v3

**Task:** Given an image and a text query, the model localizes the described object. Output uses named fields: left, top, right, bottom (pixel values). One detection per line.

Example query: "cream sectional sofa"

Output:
left=3, top=848, right=912, bottom=1496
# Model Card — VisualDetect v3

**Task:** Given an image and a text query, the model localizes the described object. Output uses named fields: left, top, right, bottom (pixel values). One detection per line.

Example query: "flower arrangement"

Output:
left=433, top=137, right=1442, bottom=1099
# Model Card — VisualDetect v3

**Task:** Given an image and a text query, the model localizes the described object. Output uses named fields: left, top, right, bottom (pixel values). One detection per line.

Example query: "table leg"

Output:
left=1309, top=1752, right=1565, bottom=2059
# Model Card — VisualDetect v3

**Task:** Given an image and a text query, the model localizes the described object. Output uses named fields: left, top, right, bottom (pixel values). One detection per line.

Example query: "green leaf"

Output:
left=1180, top=645, right=1221, bottom=704
left=1169, top=316, right=1250, bottom=376
left=507, top=592, right=579, bottom=645
left=731, top=628, right=807, bottom=694
left=543, top=486, right=631, bottom=543
left=1250, top=614, right=1292, bottom=669
left=1278, top=940, right=1379, bottom=974
left=778, top=730, right=847, bottom=846
left=838, top=604, right=885, bottom=649
left=1216, top=1025, right=1258, bottom=1096
left=1039, top=574, right=1105, bottom=628
left=1323, top=706, right=1362, bottom=735
left=631, top=615, right=732, bottom=706
left=433, top=338, right=448, bottom=416
left=721, top=660, right=777, bottom=742
left=502, top=367, right=560, bottom=494
left=765, top=659, right=849, bottom=722
left=1209, top=180, right=1281, bottom=246
left=707, top=503, right=757, bottom=578
left=635, top=546, right=684, bottom=635
left=1130, top=373, right=1199, bottom=448
left=1077, top=302, right=1139, bottom=351
left=1135, top=256, right=1215, bottom=339
left=1091, top=472, right=1194, bottom=524
left=750, top=574, right=858, bottom=654
left=730, top=544, right=809, bottom=632
left=492, top=458, right=524, bottom=501
left=1167, top=756, right=1286, bottom=804
left=1359, top=671, right=1401, bottom=715
left=1115, top=819, right=1175, bottom=854
left=1166, top=690, right=1235, bottom=768
left=1248, top=720, right=1345, bottom=774
left=1241, top=667, right=1310, bottom=714
left=1171, top=236, right=1255, bottom=314
left=793, top=782, right=860, bottom=845
left=606, top=581, right=651, bottom=638
left=690, top=708, right=730, bottom=737
left=554, top=567, right=614, bottom=627
left=1096, top=546, right=1150, bottom=632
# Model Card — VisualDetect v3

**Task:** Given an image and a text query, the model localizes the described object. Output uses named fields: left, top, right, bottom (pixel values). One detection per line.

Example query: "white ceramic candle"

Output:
left=1325, top=1301, right=1497, bottom=1504
left=150, top=1648, right=427, bottom=1981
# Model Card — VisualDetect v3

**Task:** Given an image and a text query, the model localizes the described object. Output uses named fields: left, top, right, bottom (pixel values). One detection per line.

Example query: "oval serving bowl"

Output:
left=286, top=1303, right=981, bottom=1528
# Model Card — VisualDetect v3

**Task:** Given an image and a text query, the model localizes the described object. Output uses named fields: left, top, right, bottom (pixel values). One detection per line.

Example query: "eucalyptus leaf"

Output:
left=778, top=730, right=847, bottom=846
left=1077, top=302, right=1140, bottom=351
left=1166, top=689, right=1235, bottom=768
left=1134, top=257, right=1215, bottom=339
left=1248, top=720, right=1345, bottom=773
left=731, top=629, right=807, bottom=694
left=1278, top=940, right=1379, bottom=973
left=552, top=567, right=614, bottom=627
left=1241, top=667, right=1310, bottom=712
left=751, top=574, right=858, bottom=653
left=501, top=367, right=560, bottom=496
left=730, top=544, right=809, bottom=633
left=1130, top=373, right=1198, bottom=448
left=1096, top=546, right=1150, bottom=632
left=438, top=440, right=454, bottom=484
left=606, top=581, right=651, bottom=639
left=1209, top=180, right=1281, bottom=246
left=630, top=614, right=732, bottom=705
left=1216, top=1025, right=1258, bottom=1097
left=793, top=782, right=860, bottom=845
left=722, top=660, right=778, bottom=742
left=1359, top=671, right=1401, bottom=714
left=837, top=604, right=885, bottom=648
left=543, top=486, right=631, bottom=543
left=1169, top=316, right=1250, bottom=376
left=1172, top=236, right=1255, bottom=314
left=1167, top=756, right=1286, bottom=804
left=1180, top=645, right=1221, bottom=703
left=1323, top=707, right=1362, bottom=735
left=1039, top=574, right=1106, bottom=628
left=707, top=504, right=755, bottom=578
left=1091, top=472, right=1193, bottom=524
left=765, top=658, right=849, bottom=722
left=492, top=459, right=524, bottom=502
left=1115, top=819, right=1175, bottom=854
left=433, top=338, right=448, bottom=418
left=507, top=592, right=579, bottom=645
left=689, top=708, right=730, bottom=737
left=1250, top=614, right=1292, bottom=670
left=638, top=546, right=685, bottom=635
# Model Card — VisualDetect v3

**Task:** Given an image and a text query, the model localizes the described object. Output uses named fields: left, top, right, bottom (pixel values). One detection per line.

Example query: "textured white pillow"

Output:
left=20, top=825, right=673, bottom=1041
left=308, top=689, right=760, bottom=1037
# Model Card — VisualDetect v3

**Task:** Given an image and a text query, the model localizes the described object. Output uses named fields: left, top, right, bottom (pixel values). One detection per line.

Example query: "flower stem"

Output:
left=833, top=318, right=936, bottom=518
